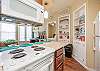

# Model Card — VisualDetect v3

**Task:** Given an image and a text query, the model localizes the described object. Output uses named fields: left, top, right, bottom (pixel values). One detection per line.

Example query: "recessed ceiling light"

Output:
left=44, top=2, right=48, bottom=5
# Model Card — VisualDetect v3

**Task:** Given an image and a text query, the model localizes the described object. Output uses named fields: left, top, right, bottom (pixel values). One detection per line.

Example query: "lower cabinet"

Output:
left=56, top=64, right=63, bottom=71
left=54, top=47, right=64, bottom=71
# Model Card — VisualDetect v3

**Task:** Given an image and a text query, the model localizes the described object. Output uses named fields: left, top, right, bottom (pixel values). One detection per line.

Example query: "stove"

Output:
left=31, top=46, right=38, bottom=48
left=1, top=45, right=55, bottom=71
left=9, top=49, right=24, bottom=54
left=11, top=53, right=27, bottom=59
left=34, top=47, right=45, bottom=51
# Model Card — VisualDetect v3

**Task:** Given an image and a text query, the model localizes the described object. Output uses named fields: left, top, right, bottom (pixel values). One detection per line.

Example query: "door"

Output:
left=95, top=12, right=100, bottom=36
left=95, top=37, right=100, bottom=71
left=95, top=12, right=100, bottom=71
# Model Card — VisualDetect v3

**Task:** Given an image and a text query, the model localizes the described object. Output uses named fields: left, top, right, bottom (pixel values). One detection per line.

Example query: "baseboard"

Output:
left=72, top=55, right=88, bottom=69
left=72, top=55, right=96, bottom=71
left=88, top=68, right=96, bottom=71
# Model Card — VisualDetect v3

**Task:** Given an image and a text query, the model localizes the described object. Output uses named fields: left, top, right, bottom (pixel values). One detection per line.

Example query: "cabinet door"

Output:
left=56, top=64, right=63, bottom=71
left=55, top=54, right=63, bottom=69
left=37, top=8, right=44, bottom=23
left=56, top=48, right=63, bottom=57
left=2, top=0, right=38, bottom=22
left=40, top=9, right=44, bottom=23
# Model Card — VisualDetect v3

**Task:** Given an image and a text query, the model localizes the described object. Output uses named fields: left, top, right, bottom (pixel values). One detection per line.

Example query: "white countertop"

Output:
left=0, top=46, right=55, bottom=71
left=39, top=41, right=69, bottom=50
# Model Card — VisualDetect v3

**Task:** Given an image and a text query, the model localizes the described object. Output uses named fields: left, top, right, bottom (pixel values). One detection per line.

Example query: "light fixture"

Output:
left=44, top=2, right=48, bottom=5
left=44, top=11, right=48, bottom=19
left=51, top=23, right=54, bottom=26
left=44, top=0, right=48, bottom=6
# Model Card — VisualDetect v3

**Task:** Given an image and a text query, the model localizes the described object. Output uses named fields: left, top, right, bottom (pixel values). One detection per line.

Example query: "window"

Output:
left=19, top=25, right=32, bottom=41
left=19, top=25, right=25, bottom=41
left=0, top=22, right=16, bottom=41
left=26, top=25, right=32, bottom=41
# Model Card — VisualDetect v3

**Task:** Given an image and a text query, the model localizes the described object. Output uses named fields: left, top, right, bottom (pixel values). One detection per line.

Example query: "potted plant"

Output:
left=0, top=41, right=6, bottom=47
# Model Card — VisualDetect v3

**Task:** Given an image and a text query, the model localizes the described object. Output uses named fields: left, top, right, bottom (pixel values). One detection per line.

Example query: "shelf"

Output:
left=73, top=3, right=86, bottom=66
left=74, top=15, right=85, bottom=20
left=73, top=4, right=86, bottom=43
left=74, top=39, right=85, bottom=44
left=74, top=23, right=85, bottom=27
left=58, top=15, right=70, bottom=41
left=59, top=28, right=69, bottom=30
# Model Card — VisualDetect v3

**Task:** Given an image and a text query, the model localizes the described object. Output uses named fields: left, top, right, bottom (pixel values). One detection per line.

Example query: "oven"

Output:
left=38, top=58, right=54, bottom=71
left=30, top=53, right=54, bottom=71
left=16, top=53, right=54, bottom=71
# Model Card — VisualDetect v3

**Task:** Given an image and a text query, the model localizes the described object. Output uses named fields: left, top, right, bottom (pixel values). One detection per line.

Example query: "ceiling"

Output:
left=43, top=0, right=74, bottom=16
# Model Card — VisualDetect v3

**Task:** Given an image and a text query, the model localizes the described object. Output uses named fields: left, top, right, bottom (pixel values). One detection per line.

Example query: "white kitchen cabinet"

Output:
left=73, top=3, right=86, bottom=66
left=73, top=41, right=86, bottom=64
left=37, top=8, right=44, bottom=24
left=1, top=0, right=44, bottom=24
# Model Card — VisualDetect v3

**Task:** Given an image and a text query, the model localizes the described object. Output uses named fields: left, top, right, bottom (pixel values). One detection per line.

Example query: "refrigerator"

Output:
left=95, top=11, right=100, bottom=71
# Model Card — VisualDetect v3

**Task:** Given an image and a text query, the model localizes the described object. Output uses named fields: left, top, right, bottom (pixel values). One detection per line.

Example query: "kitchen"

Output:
left=0, top=0, right=100, bottom=71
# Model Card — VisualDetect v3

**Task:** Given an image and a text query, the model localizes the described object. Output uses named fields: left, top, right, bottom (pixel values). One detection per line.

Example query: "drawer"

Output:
left=55, top=54, right=63, bottom=69
left=56, top=64, right=63, bottom=71
left=55, top=48, right=63, bottom=57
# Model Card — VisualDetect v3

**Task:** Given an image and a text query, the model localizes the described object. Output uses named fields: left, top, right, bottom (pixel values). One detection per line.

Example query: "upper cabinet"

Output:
left=1, top=0, right=44, bottom=24
left=37, top=7, right=44, bottom=23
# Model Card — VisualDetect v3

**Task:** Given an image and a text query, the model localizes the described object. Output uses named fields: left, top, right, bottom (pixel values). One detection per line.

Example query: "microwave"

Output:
left=1, top=0, right=44, bottom=23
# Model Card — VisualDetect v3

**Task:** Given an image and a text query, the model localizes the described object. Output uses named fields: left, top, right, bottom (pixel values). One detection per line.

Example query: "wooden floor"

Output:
left=64, top=57, right=88, bottom=71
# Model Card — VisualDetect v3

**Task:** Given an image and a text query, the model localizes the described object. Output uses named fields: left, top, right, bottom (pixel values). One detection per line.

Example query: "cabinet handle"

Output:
left=41, top=11, right=43, bottom=13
